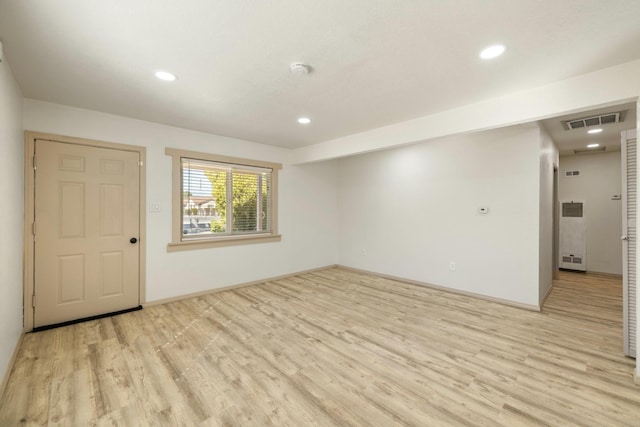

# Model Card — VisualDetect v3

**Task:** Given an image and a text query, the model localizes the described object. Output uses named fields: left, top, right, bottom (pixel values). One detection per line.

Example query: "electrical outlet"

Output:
left=449, top=262, right=456, bottom=271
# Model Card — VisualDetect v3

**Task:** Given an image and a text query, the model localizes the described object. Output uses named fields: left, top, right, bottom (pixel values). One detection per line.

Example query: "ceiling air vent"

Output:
left=563, top=111, right=624, bottom=130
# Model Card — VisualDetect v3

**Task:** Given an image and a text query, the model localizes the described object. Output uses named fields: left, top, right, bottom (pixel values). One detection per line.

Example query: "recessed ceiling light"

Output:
left=155, top=71, right=177, bottom=81
left=297, top=117, right=311, bottom=124
left=587, top=143, right=600, bottom=148
left=479, top=45, right=506, bottom=60
left=588, top=128, right=603, bottom=134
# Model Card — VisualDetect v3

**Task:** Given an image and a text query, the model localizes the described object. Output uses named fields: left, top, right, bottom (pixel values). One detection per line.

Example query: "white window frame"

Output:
left=166, top=148, right=281, bottom=252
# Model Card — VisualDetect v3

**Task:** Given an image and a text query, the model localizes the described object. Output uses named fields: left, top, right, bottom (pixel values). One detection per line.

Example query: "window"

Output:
left=166, top=148, right=281, bottom=251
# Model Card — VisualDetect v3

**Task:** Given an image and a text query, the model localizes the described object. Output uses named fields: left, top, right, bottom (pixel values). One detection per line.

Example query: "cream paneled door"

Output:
left=34, top=139, right=140, bottom=328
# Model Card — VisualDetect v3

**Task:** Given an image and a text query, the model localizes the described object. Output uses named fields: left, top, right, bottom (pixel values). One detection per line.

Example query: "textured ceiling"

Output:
left=1, top=0, right=639, bottom=148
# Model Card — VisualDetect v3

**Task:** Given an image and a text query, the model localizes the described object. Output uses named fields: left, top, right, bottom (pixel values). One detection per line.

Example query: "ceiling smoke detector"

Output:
left=290, top=63, right=310, bottom=76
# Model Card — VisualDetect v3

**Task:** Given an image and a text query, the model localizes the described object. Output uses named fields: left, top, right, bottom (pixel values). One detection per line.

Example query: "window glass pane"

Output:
left=181, top=157, right=272, bottom=240
left=232, top=172, right=259, bottom=232
left=182, top=159, right=226, bottom=238
left=262, top=173, right=271, bottom=231
left=205, top=170, right=227, bottom=233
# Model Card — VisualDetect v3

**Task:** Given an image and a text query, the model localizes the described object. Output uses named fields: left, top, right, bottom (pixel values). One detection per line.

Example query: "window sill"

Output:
left=167, top=234, right=281, bottom=252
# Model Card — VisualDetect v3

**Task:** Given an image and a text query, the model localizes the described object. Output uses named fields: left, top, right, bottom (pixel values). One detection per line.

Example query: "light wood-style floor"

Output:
left=1, top=268, right=638, bottom=426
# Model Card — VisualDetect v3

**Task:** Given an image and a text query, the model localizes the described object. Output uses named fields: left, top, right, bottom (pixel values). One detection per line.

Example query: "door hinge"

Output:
left=32, top=294, right=36, bottom=308
left=33, top=155, right=37, bottom=170
left=32, top=222, right=36, bottom=236
left=138, top=160, right=144, bottom=167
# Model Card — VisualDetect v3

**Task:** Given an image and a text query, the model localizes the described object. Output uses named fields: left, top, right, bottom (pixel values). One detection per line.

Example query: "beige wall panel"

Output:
left=57, top=254, right=85, bottom=304
left=58, top=154, right=85, bottom=172
left=59, top=182, right=85, bottom=238
left=100, top=184, right=124, bottom=236
left=100, top=251, right=124, bottom=297
left=100, top=158, right=124, bottom=175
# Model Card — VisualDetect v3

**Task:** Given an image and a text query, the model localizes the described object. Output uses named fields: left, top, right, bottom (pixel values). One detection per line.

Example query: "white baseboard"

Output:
left=145, top=263, right=540, bottom=312
left=144, top=264, right=338, bottom=307
left=336, top=265, right=541, bottom=312
left=0, top=331, right=25, bottom=403
left=540, top=283, right=554, bottom=306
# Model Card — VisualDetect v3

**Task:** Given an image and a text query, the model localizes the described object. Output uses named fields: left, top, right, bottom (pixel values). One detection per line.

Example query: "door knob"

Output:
left=621, top=236, right=628, bottom=241
left=130, top=237, right=138, bottom=244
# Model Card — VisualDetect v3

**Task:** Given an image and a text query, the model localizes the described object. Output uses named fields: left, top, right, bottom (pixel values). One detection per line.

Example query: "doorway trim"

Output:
left=23, top=131, right=147, bottom=331
left=552, top=166, right=560, bottom=281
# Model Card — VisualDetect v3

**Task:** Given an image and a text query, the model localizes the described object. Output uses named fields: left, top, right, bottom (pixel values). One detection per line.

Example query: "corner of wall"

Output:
left=538, top=124, right=559, bottom=306
left=0, top=53, right=25, bottom=397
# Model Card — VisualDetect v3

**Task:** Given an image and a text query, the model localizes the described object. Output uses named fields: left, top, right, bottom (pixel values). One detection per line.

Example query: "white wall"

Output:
left=23, top=99, right=339, bottom=302
left=559, top=151, right=622, bottom=274
left=337, top=125, right=542, bottom=307
left=539, top=127, right=559, bottom=304
left=0, top=55, right=24, bottom=386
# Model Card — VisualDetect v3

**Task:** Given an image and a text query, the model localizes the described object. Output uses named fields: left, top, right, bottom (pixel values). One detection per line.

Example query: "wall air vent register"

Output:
left=563, top=111, right=624, bottom=130
left=559, top=201, right=586, bottom=272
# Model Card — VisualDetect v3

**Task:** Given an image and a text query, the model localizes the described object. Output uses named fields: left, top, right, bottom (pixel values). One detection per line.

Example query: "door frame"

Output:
left=552, top=166, right=560, bottom=280
left=23, top=131, right=147, bottom=331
